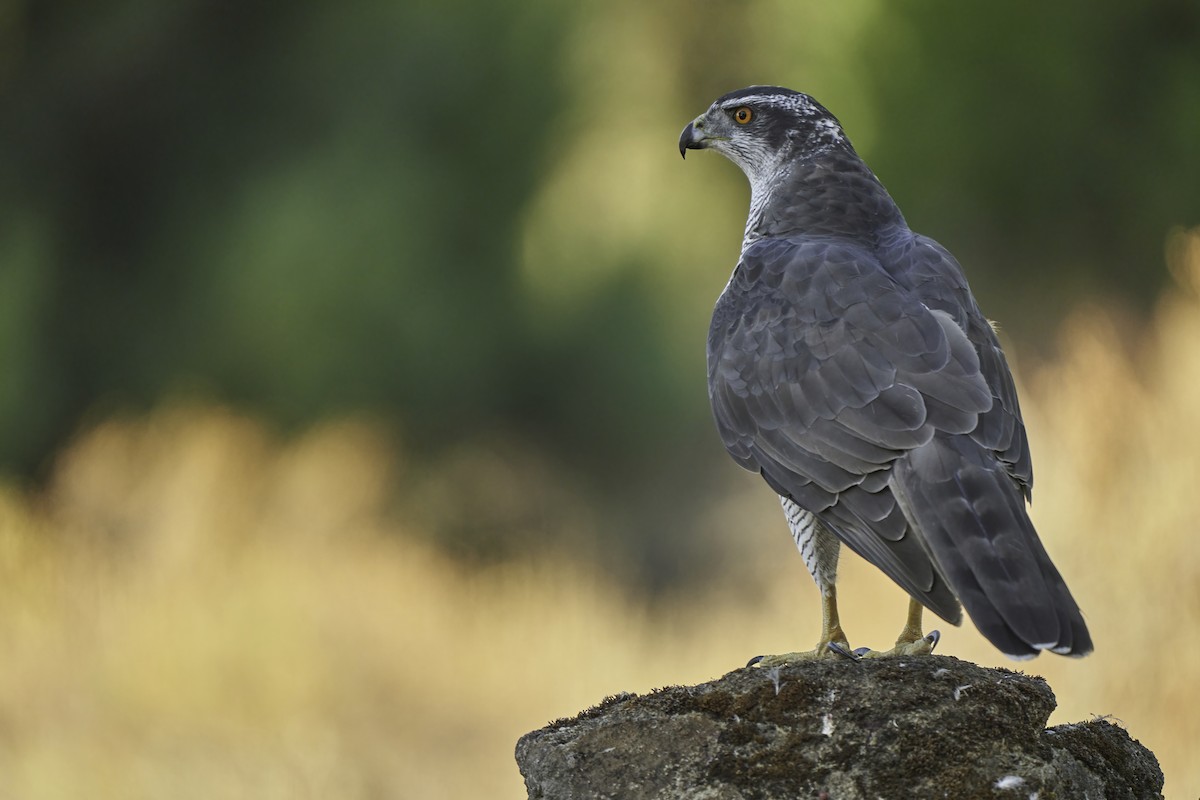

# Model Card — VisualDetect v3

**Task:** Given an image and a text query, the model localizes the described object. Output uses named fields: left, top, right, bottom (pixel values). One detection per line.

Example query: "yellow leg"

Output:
left=750, top=594, right=938, bottom=667
left=818, top=585, right=850, bottom=653
left=750, top=586, right=851, bottom=667
left=863, top=598, right=938, bottom=658
left=895, top=597, right=925, bottom=646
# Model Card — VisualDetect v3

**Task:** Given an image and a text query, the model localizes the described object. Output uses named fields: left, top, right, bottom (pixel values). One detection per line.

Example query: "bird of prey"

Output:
left=679, top=86, right=1091, bottom=661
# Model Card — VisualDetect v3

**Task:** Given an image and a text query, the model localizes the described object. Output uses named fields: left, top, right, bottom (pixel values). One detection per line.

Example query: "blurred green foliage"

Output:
left=2, top=1, right=1198, bottom=579
left=2, top=0, right=578, bottom=468
left=857, top=1, right=1200, bottom=336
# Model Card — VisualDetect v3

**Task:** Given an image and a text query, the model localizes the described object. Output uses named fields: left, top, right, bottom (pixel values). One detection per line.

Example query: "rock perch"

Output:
left=516, top=655, right=1162, bottom=799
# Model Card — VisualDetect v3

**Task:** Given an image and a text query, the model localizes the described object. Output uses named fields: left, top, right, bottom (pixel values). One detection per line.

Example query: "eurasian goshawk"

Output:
left=680, top=86, right=1091, bottom=660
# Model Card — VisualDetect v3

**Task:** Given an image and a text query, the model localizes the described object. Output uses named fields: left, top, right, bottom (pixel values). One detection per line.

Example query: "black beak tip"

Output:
left=679, top=122, right=695, bottom=159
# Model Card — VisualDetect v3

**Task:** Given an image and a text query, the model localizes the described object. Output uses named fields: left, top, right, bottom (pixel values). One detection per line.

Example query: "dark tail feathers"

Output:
left=889, top=434, right=1092, bottom=659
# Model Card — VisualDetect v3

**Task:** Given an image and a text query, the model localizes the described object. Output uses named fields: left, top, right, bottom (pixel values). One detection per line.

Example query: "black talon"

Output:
left=852, top=646, right=873, bottom=658
left=925, top=630, right=941, bottom=652
left=827, top=642, right=861, bottom=661
left=747, top=655, right=765, bottom=667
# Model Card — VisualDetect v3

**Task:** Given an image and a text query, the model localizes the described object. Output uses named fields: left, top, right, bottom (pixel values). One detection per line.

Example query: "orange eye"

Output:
left=734, top=107, right=753, bottom=124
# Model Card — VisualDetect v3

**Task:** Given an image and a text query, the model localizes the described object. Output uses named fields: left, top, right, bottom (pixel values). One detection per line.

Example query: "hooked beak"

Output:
left=679, top=120, right=707, bottom=159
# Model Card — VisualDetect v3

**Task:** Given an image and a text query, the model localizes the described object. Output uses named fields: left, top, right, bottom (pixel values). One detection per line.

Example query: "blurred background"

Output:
left=1, top=0, right=1199, bottom=796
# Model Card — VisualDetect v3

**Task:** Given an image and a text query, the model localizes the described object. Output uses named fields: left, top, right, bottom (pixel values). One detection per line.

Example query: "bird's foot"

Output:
left=859, top=630, right=941, bottom=659
left=747, top=639, right=856, bottom=667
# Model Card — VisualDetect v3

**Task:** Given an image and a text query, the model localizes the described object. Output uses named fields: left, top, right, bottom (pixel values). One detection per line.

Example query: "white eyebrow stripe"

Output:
left=719, top=94, right=817, bottom=115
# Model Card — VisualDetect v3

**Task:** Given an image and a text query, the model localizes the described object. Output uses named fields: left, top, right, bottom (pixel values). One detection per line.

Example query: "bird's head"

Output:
left=679, top=86, right=848, bottom=183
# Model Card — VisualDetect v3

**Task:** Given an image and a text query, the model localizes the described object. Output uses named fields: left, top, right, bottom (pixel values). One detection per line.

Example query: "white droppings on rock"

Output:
left=953, top=684, right=972, bottom=701
left=821, top=713, right=834, bottom=736
left=993, top=775, right=1025, bottom=790
left=766, top=666, right=784, bottom=696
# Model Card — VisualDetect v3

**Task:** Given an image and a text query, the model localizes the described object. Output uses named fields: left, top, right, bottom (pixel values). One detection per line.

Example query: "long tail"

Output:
left=888, top=433, right=1092, bottom=659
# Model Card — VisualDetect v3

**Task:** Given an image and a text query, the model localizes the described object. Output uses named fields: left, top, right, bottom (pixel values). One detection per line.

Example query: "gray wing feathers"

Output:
left=710, top=236, right=1090, bottom=654
left=694, top=114, right=1092, bottom=655
left=710, top=238, right=994, bottom=624
left=892, top=235, right=1033, bottom=494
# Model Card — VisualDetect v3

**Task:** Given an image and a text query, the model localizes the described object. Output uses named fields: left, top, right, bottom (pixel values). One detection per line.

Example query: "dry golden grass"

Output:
left=2, top=236, right=1200, bottom=797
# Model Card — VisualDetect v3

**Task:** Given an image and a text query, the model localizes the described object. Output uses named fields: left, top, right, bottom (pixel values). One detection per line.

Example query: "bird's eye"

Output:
left=733, top=107, right=753, bottom=124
